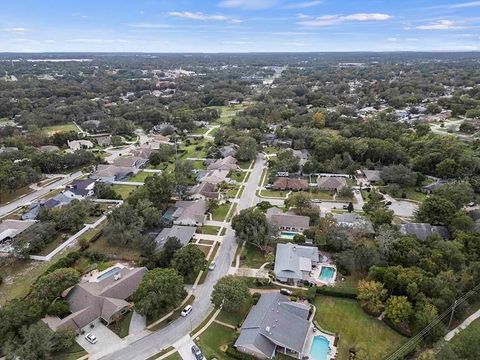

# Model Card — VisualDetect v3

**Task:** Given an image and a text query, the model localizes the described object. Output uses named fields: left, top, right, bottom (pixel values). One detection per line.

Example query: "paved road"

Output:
left=0, top=171, right=84, bottom=217
left=100, top=154, right=265, bottom=360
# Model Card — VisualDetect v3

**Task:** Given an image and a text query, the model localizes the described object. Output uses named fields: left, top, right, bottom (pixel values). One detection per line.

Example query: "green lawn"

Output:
left=263, top=146, right=279, bottom=154
left=192, top=160, right=207, bottom=170
left=197, top=225, right=220, bottom=235
left=229, top=171, right=247, bottom=183
left=216, top=299, right=253, bottom=327
left=108, top=311, right=133, bottom=338
left=127, top=171, right=153, bottom=183
left=192, top=127, right=209, bottom=135
left=226, top=185, right=241, bottom=198
left=238, top=160, right=252, bottom=169
left=211, top=203, right=231, bottom=221
left=309, top=190, right=336, bottom=201
left=89, top=235, right=143, bottom=261
left=112, top=184, right=139, bottom=199
left=437, top=317, right=480, bottom=359
left=42, top=123, right=79, bottom=135
left=259, top=189, right=288, bottom=198
left=0, top=186, right=35, bottom=205
left=51, top=342, right=87, bottom=360
left=314, top=296, right=406, bottom=360
left=196, top=323, right=236, bottom=360
left=240, top=244, right=270, bottom=269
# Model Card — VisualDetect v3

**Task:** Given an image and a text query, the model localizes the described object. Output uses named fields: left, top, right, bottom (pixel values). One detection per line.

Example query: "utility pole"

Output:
left=448, top=300, right=458, bottom=329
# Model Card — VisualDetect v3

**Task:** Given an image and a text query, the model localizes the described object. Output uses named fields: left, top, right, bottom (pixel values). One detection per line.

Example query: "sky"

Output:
left=0, top=0, right=479, bottom=52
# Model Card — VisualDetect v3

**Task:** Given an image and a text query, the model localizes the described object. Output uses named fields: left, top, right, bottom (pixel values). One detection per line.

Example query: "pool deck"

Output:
left=310, top=263, right=337, bottom=286
left=303, top=324, right=337, bottom=360
left=83, top=263, right=127, bottom=283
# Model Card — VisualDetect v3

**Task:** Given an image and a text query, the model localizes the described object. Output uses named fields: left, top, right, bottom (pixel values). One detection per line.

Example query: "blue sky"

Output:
left=0, top=0, right=479, bottom=52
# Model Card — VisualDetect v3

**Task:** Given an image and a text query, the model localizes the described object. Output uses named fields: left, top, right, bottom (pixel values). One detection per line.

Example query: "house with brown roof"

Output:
left=113, top=156, right=147, bottom=170
left=196, top=169, right=230, bottom=184
left=172, top=199, right=208, bottom=226
left=266, top=208, right=310, bottom=233
left=272, top=177, right=309, bottom=191
left=317, top=176, right=347, bottom=192
left=207, top=156, right=240, bottom=171
left=42, top=265, right=147, bottom=332
left=186, top=182, right=220, bottom=200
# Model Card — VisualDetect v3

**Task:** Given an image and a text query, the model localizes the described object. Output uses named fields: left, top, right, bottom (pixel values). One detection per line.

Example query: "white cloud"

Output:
left=1, top=27, right=30, bottom=33
left=298, top=13, right=391, bottom=27
left=416, top=20, right=464, bottom=30
left=168, top=11, right=241, bottom=23
left=284, top=1, right=322, bottom=9
left=445, top=1, right=480, bottom=9
left=128, top=23, right=172, bottom=29
left=218, top=0, right=277, bottom=10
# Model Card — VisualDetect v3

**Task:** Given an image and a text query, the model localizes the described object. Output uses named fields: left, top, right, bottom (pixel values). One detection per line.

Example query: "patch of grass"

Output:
left=108, top=311, right=133, bottom=338
left=196, top=244, right=212, bottom=257
left=42, top=123, right=79, bottom=135
left=216, top=299, right=253, bottom=327
left=308, top=190, right=336, bottom=201
left=191, top=160, right=207, bottom=170
left=197, top=225, right=220, bottom=235
left=211, top=203, right=231, bottom=221
left=263, top=146, right=279, bottom=154
left=229, top=171, right=247, bottom=183
left=37, top=232, right=71, bottom=256
left=127, top=171, right=152, bottom=183
left=196, top=323, right=236, bottom=360
left=112, top=184, right=139, bottom=199
left=89, top=235, right=143, bottom=261
left=259, top=189, right=288, bottom=198
left=333, top=273, right=364, bottom=295
left=51, top=342, right=87, bottom=360
left=0, top=186, right=35, bottom=205
left=437, top=318, right=480, bottom=359
left=220, top=227, right=227, bottom=236
left=226, top=185, right=240, bottom=198
left=192, top=127, right=209, bottom=135
left=314, top=296, right=406, bottom=360
left=238, top=160, right=252, bottom=169
left=240, top=244, right=270, bottom=269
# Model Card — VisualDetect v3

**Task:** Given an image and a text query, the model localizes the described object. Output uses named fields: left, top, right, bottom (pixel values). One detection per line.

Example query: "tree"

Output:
left=285, top=192, right=312, bottom=211
left=412, top=302, right=445, bottom=342
left=312, top=112, right=325, bottom=128
left=375, top=225, right=400, bottom=259
left=133, top=268, right=186, bottom=319
left=149, top=144, right=175, bottom=165
left=357, top=280, right=387, bottom=315
left=4, top=322, right=52, bottom=360
left=338, top=186, right=353, bottom=198
left=211, top=276, right=251, bottom=312
left=135, top=199, right=162, bottom=228
left=232, top=208, right=272, bottom=250
left=435, top=182, right=474, bottom=209
left=380, top=165, right=417, bottom=187
left=415, top=196, right=457, bottom=225
left=94, top=182, right=121, bottom=200
left=31, top=268, right=80, bottom=307
left=103, top=203, right=144, bottom=247
left=370, top=208, right=394, bottom=227
left=174, top=160, right=194, bottom=187
left=171, top=244, right=206, bottom=281
left=235, top=136, right=258, bottom=161
left=347, top=202, right=354, bottom=213
left=385, top=296, right=413, bottom=327
left=144, top=173, right=174, bottom=208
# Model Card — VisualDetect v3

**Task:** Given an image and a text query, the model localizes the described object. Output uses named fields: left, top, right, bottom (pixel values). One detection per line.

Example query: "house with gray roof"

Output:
left=0, top=219, right=36, bottom=244
left=186, top=182, right=220, bottom=200
left=43, top=266, right=146, bottom=332
left=421, top=180, right=447, bottom=194
left=266, top=208, right=310, bottom=233
left=399, top=223, right=450, bottom=241
left=64, top=179, right=96, bottom=200
left=333, top=213, right=375, bottom=235
left=172, top=199, right=208, bottom=226
left=274, top=243, right=319, bottom=285
left=235, top=292, right=311, bottom=359
left=317, top=176, right=347, bottom=192
left=113, top=156, right=147, bottom=170
left=207, top=156, right=240, bottom=171
left=362, top=169, right=381, bottom=184
left=91, top=164, right=135, bottom=183
left=22, top=193, right=73, bottom=220
left=155, top=225, right=196, bottom=249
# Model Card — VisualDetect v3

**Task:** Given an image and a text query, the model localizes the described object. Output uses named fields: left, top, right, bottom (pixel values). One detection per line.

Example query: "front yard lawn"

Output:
left=51, top=342, right=87, bottom=360
left=229, top=171, right=247, bottom=183
left=127, top=171, right=153, bottom=183
left=196, top=323, right=236, bottom=360
left=112, top=184, right=139, bottom=199
left=240, top=244, right=270, bottom=269
left=211, top=203, right=231, bottom=221
left=42, top=123, right=79, bottom=135
left=216, top=299, right=253, bottom=327
left=197, top=225, right=220, bottom=235
left=108, top=311, right=133, bottom=338
left=314, top=296, right=406, bottom=360
left=225, top=185, right=240, bottom=198
left=238, top=160, right=252, bottom=169
left=259, top=189, right=288, bottom=198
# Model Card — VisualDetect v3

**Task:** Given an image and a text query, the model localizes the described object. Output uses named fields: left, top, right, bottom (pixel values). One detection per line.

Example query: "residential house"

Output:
left=90, top=164, right=135, bottom=183
left=43, top=266, right=147, bottom=332
left=333, top=213, right=375, bottom=235
left=0, top=219, right=36, bottom=244
left=64, top=179, right=96, bottom=200
left=196, top=169, right=229, bottom=185
left=272, top=177, right=308, bottom=191
left=219, top=145, right=237, bottom=158
left=292, top=150, right=310, bottom=166
left=421, top=180, right=447, bottom=194
left=266, top=208, right=310, bottom=233
left=317, top=176, right=347, bottom=192
left=399, top=223, right=450, bottom=241
left=67, top=140, right=93, bottom=151
left=362, top=170, right=381, bottom=184
left=96, top=135, right=112, bottom=147
left=22, top=193, right=73, bottom=220
left=39, top=145, right=60, bottom=152
left=235, top=292, right=311, bottom=359
left=172, top=199, right=208, bottom=226
left=150, top=133, right=171, bottom=144
left=186, top=182, right=220, bottom=200
left=273, top=138, right=293, bottom=148
left=154, top=225, right=196, bottom=249
left=207, top=156, right=240, bottom=171
left=274, top=243, right=319, bottom=285
left=113, top=156, right=147, bottom=170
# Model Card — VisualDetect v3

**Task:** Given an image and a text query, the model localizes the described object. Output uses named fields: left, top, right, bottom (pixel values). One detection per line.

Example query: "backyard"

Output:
left=314, top=296, right=406, bottom=360
left=42, top=122, right=80, bottom=135
left=127, top=171, right=153, bottom=183
left=112, top=184, right=139, bottom=199
left=196, top=322, right=236, bottom=360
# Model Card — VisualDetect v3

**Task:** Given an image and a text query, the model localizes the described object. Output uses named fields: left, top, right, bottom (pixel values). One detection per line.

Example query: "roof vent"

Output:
left=266, top=326, right=270, bottom=332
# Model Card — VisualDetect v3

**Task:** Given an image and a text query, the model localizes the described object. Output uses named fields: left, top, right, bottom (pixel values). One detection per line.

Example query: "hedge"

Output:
left=225, top=346, right=259, bottom=360
left=316, top=286, right=357, bottom=299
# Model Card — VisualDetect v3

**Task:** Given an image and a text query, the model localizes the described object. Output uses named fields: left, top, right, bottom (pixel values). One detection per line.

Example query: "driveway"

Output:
left=76, top=319, right=126, bottom=359
left=383, top=194, right=418, bottom=217
left=175, top=335, right=198, bottom=360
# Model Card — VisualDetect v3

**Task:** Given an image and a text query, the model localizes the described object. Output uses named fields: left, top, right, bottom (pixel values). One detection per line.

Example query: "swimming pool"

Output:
left=279, top=231, right=301, bottom=239
left=318, top=266, right=336, bottom=283
left=309, top=335, right=330, bottom=360
left=97, top=266, right=122, bottom=281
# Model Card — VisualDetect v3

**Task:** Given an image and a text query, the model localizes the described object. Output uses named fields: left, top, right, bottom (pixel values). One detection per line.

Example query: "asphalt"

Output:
left=99, top=154, right=265, bottom=360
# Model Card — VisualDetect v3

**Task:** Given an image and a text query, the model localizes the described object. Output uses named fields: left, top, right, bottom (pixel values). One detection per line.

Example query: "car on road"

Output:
left=385, top=201, right=392, bottom=206
left=191, top=345, right=204, bottom=360
left=180, top=305, right=193, bottom=317
left=85, top=333, right=97, bottom=344
left=355, top=189, right=360, bottom=194
left=280, top=288, right=293, bottom=296
left=208, top=260, right=216, bottom=271
left=311, top=199, right=322, bottom=203
left=342, top=205, right=349, bottom=210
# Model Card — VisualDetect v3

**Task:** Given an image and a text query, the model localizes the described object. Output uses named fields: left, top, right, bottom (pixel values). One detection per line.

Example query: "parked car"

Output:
left=85, top=333, right=97, bottom=344
left=280, top=288, right=293, bottom=296
left=311, top=199, right=322, bottom=203
left=342, top=205, right=348, bottom=210
left=191, top=345, right=204, bottom=360
left=208, top=260, right=216, bottom=271
left=355, top=189, right=360, bottom=194
left=468, top=202, right=475, bottom=207
left=180, top=305, right=193, bottom=317
left=385, top=201, right=392, bottom=206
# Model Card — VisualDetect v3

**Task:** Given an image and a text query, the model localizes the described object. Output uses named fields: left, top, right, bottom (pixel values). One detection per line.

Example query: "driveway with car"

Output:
left=76, top=319, right=126, bottom=358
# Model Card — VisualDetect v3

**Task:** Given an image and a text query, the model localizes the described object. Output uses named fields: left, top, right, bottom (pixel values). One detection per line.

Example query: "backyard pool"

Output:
left=309, top=335, right=330, bottom=360
left=97, top=266, right=122, bottom=281
left=318, top=266, right=336, bottom=283
left=279, top=231, right=301, bottom=239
